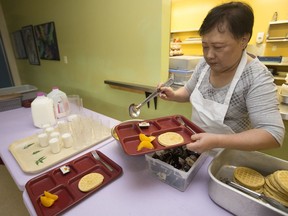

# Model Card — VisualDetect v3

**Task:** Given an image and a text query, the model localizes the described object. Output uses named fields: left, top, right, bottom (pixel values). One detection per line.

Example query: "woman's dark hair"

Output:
left=199, top=1, right=254, bottom=41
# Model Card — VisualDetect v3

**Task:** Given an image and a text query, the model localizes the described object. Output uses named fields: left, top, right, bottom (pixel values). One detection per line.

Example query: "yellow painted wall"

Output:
left=171, top=0, right=288, bottom=57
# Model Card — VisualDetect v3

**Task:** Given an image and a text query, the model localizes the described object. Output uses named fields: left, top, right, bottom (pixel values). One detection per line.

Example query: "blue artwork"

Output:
left=34, top=22, right=60, bottom=60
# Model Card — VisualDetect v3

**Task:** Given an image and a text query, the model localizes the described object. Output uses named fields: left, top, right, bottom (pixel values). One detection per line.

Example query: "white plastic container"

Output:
left=47, top=87, right=70, bottom=118
left=281, top=74, right=288, bottom=96
left=169, top=55, right=202, bottom=70
left=31, top=92, right=56, bottom=128
left=169, top=69, right=194, bottom=86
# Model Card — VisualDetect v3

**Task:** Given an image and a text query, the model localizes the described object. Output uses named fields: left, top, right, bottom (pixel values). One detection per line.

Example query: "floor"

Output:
left=0, top=164, right=30, bottom=216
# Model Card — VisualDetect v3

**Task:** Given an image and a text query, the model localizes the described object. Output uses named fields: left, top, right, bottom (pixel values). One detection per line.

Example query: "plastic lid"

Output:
left=37, top=92, right=45, bottom=96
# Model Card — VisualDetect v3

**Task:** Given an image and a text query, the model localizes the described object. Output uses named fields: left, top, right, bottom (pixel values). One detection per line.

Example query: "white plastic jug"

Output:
left=47, top=87, right=70, bottom=118
left=31, top=92, right=56, bottom=128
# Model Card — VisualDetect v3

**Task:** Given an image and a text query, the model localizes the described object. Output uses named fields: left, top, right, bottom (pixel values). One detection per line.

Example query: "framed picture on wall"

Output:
left=11, top=30, right=27, bottom=59
left=21, top=25, right=40, bottom=65
left=34, top=21, right=60, bottom=60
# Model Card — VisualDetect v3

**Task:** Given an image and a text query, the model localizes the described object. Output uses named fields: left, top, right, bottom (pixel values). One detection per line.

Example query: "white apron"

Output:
left=190, top=51, right=247, bottom=134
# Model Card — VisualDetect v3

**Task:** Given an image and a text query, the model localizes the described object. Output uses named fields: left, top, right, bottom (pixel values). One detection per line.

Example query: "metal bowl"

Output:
left=111, top=119, right=144, bottom=140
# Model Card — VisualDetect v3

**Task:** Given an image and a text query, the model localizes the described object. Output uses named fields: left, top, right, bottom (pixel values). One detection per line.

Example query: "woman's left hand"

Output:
left=186, top=133, right=220, bottom=153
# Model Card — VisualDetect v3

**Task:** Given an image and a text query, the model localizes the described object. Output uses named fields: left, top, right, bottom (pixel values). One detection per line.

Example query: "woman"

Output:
left=159, top=1, right=285, bottom=153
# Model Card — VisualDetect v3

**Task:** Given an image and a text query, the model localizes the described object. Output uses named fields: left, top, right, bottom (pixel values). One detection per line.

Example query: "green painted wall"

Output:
left=1, top=0, right=192, bottom=121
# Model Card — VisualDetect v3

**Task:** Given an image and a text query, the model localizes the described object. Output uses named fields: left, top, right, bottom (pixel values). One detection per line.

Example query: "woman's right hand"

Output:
left=158, top=86, right=175, bottom=101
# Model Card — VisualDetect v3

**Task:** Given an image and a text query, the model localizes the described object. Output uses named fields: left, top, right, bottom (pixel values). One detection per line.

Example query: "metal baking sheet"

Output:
left=25, top=150, right=122, bottom=216
left=208, top=149, right=288, bottom=216
left=114, top=115, right=204, bottom=156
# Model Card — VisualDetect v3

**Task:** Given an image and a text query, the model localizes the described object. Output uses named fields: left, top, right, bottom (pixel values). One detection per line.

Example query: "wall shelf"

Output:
left=266, top=20, right=288, bottom=43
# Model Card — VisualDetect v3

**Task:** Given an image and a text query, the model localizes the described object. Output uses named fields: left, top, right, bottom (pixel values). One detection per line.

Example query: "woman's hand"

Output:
left=158, top=86, right=175, bottom=101
left=186, top=129, right=280, bottom=153
left=186, top=133, right=221, bottom=153
left=157, top=84, right=190, bottom=102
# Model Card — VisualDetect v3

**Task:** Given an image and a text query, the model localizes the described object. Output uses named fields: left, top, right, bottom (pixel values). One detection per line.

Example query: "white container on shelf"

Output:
left=31, top=92, right=56, bottom=128
left=47, top=87, right=70, bottom=118
left=169, top=55, right=202, bottom=70
left=169, top=69, right=194, bottom=86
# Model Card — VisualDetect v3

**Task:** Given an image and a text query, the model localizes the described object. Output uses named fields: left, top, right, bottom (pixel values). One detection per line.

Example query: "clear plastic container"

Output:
left=31, top=92, right=56, bottom=128
left=47, top=87, right=70, bottom=118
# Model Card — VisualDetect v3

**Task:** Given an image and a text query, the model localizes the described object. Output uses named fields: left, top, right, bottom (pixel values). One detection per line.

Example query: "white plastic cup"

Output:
left=45, top=127, right=54, bottom=136
left=49, top=137, right=61, bottom=154
left=62, top=133, right=73, bottom=148
left=68, top=95, right=83, bottom=115
left=50, top=131, right=61, bottom=139
left=38, top=133, right=49, bottom=147
left=57, top=120, right=70, bottom=134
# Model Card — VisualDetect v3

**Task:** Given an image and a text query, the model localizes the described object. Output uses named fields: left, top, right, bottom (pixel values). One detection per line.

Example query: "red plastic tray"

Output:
left=115, top=115, right=204, bottom=156
left=25, top=150, right=122, bottom=216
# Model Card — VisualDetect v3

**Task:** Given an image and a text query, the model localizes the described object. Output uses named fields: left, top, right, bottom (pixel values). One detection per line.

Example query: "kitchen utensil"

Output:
left=129, top=78, right=174, bottom=118
left=176, top=116, right=197, bottom=134
left=92, top=150, right=113, bottom=171
left=222, top=178, right=288, bottom=213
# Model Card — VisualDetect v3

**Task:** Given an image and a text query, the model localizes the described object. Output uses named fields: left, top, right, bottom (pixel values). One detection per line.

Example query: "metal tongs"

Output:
left=129, top=78, right=174, bottom=118
left=222, top=178, right=288, bottom=213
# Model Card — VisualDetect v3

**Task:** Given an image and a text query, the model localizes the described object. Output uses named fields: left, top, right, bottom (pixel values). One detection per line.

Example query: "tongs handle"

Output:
left=223, top=179, right=288, bottom=213
left=136, top=78, right=174, bottom=109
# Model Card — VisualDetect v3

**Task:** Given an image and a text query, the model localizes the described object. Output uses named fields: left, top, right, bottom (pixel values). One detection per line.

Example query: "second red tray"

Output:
left=25, top=150, right=122, bottom=216
left=114, top=115, right=204, bottom=156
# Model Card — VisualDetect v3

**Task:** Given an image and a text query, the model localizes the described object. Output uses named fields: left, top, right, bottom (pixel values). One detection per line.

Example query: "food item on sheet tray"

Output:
left=137, top=133, right=156, bottom=151
left=233, top=167, right=265, bottom=192
left=158, top=132, right=184, bottom=147
left=40, top=191, right=59, bottom=207
left=78, top=173, right=104, bottom=192
left=264, top=170, right=288, bottom=207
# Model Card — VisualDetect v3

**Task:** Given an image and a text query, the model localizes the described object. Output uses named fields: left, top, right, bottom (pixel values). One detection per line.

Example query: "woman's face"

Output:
left=201, top=26, right=247, bottom=74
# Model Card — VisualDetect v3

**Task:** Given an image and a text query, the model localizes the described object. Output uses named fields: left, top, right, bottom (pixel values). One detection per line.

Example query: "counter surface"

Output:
left=0, top=107, right=118, bottom=191
left=1, top=107, right=232, bottom=216
left=23, top=140, right=232, bottom=216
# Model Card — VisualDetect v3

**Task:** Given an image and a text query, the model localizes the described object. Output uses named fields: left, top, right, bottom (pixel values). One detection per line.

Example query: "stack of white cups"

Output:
left=37, top=120, right=74, bottom=154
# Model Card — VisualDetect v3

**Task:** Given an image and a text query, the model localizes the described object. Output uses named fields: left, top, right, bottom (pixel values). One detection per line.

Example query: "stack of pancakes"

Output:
left=264, top=170, right=288, bottom=207
left=233, top=167, right=288, bottom=207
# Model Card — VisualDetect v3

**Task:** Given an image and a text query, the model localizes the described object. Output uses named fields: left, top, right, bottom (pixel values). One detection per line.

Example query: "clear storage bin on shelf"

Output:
left=169, top=69, right=194, bottom=86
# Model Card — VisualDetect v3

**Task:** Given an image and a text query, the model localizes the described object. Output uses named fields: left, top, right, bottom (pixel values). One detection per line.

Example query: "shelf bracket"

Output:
left=144, top=92, right=158, bottom=110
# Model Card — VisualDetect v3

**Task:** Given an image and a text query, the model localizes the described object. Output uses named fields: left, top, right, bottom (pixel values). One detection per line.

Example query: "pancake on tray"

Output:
left=78, top=172, right=104, bottom=192
left=158, top=132, right=184, bottom=147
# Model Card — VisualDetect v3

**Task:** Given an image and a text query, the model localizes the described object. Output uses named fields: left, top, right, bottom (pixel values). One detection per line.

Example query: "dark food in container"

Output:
left=152, top=146, right=200, bottom=172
